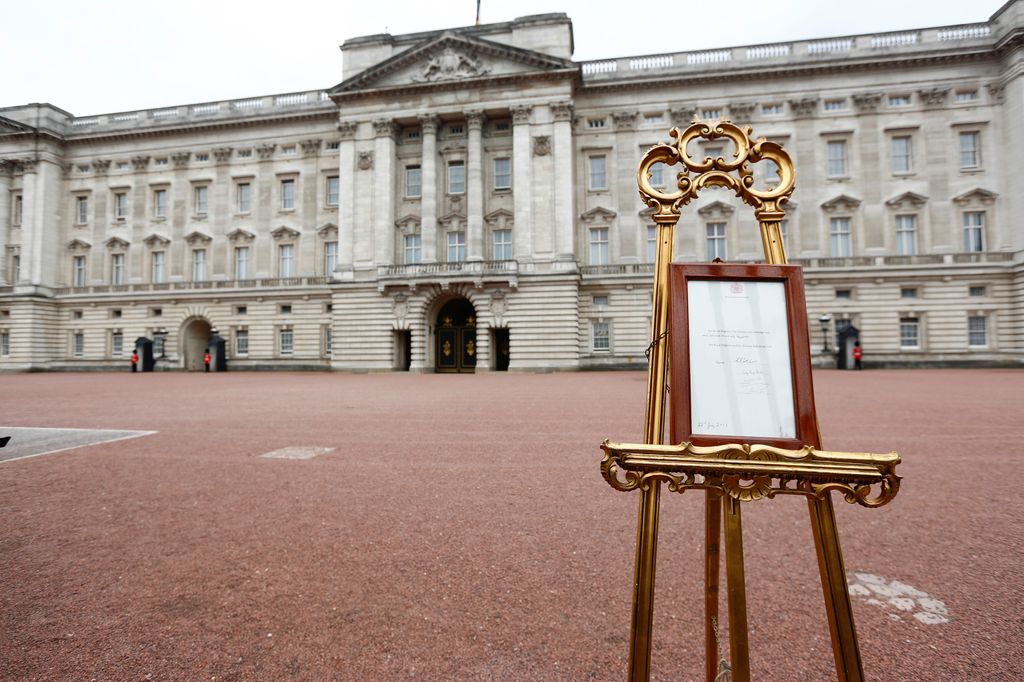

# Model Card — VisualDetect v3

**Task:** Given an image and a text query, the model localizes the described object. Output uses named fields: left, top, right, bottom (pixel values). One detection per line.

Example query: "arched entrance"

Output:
left=181, top=317, right=212, bottom=371
left=435, top=298, right=477, bottom=373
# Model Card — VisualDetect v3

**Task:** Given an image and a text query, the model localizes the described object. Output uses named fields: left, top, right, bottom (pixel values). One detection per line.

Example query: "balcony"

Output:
left=53, top=276, right=331, bottom=296
left=375, top=260, right=518, bottom=290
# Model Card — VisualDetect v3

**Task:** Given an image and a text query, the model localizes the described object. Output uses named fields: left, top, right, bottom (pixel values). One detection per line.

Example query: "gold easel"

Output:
left=601, top=121, right=902, bottom=681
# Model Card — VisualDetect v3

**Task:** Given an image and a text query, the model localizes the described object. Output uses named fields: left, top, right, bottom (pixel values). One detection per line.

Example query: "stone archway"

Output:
left=434, top=298, right=477, bottom=373
left=181, top=317, right=212, bottom=371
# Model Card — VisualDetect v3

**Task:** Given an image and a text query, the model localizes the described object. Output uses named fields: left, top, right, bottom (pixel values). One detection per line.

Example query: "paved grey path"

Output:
left=0, top=426, right=155, bottom=463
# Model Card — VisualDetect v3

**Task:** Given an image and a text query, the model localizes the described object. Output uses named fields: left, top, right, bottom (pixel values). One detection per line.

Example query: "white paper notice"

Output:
left=687, top=279, right=796, bottom=439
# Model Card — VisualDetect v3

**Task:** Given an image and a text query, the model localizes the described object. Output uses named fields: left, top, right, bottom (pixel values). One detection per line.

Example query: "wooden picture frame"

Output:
left=669, top=263, right=821, bottom=450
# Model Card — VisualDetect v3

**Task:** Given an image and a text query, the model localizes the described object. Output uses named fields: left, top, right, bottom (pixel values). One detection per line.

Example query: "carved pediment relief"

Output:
left=271, top=226, right=300, bottom=241
left=438, top=210, right=466, bottom=229
left=329, top=32, right=575, bottom=95
left=885, top=191, right=929, bottom=209
left=952, top=188, right=997, bottom=206
left=317, top=222, right=339, bottom=238
left=580, top=206, right=617, bottom=224
left=105, top=237, right=130, bottom=250
left=484, top=208, right=514, bottom=228
left=820, top=194, right=862, bottom=213
left=184, top=230, right=212, bottom=245
left=143, top=233, right=171, bottom=247
left=67, top=238, right=92, bottom=252
left=697, top=200, right=736, bottom=218
left=394, top=214, right=421, bottom=234
left=226, top=228, right=255, bottom=243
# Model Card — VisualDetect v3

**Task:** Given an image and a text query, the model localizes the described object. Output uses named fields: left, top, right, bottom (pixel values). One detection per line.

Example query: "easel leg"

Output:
left=724, top=495, right=750, bottom=682
left=629, top=482, right=662, bottom=681
left=704, top=489, right=722, bottom=682
left=809, top=495, right=864, bottom=682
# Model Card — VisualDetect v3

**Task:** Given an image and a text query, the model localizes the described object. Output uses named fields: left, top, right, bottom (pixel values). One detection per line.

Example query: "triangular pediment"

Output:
left=439, top=209, right=467, bottom=226
left=820, top=194, right=862, bottom=212
left=697, top=200, right=735, bottom=217
left=105, top=237, right=130, bottom=250
left=0, top=115, right=33, bottom=134
left=317, top=222, right=339, bottom=237
left=66, top=238, right=92, bottom=251
left=394, top=214, right=420, bottom=230
left=885, top=191, right=929, bottom=208
left=580, top=206, right=617, bottom=223
left=952, top=187, right=998, bottom=206
left=143, top=232, right=171, bottom=247
left=184, top=230, right=212, bottom=245
left=331, top=32, right=575, bottom=95
left=271, top=226, right=300, bottom=240
left=226, top=228, right=255, bottom=242
left=484, top=208, right=514, bottom=225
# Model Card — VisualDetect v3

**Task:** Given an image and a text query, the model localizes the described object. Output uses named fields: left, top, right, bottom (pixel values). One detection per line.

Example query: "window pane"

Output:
left=111, top=254, right=124, bottom=284
left=447, top=231, right=466, bottom=262
left=406, top=166, right=422, bottom=197
left=192, top=249, right=206, bottom=280
left=281, top=180, right=295, bottom=209
left=959, top=132, right=979, bottom=168
left=195, top=186, right=208, bottom=214
left=968, top=316, right=987, bottom=346
left=647, top=226, right=657, bottom=263
left=494, top=158, right=511, bottom=190
left=327, top=177, right=339, bottom=206
left=705, top=222, right=726, bottom=261
left=235, top=247, right=249, bottom=279
left=112, top=332, right=123, bottom=356
left=237, top=184, right=251, bottom=213
left=592, top=321, right=610, bottom=351
left=830, top=218, right=852, bottom=257
left=279, top=244, right=294, bottom=277
left=280, top=329, right=293, bottom=355
left=236, top=330, right=249, bottom=355
left=151, top=251, right=165, bottom=283
left=325, top=241, right=338, bottom=273
left=899, top=318, right=919, bottom=348
left=448, top=162, right=465, bottom=194
left=826, top=141, right=847, bottom=176
left=493, top=229, right=513, bottom=260
left=589, top=156, right=607, bottom=190
left=963, top=212, right=984, bottom=252
left=77, top=197, right=88, bottom=223
left=73, top=256, right=86, bottom=286
left=404, top=235, right=422, bottom=264
left=589, top=227, right=609, bottom=265
left=891, top=137, right=912, bottom=173
left=895, top=215, right=918, bottom=255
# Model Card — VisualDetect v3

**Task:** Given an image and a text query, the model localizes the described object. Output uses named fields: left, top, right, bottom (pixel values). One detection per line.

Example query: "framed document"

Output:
left=669, top=263, right=820, bottom=450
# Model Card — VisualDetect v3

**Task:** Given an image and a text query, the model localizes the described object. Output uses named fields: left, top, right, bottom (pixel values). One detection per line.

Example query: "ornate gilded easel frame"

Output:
left=601, top=121, right=901, bottom=681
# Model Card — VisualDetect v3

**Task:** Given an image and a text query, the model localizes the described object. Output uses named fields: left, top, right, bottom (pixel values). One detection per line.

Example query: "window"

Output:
left=73, top=255, right=87, bottom=287
left=111, top=309, right=122, bottom=319
left=895, top=215, right=918, bottom=256
left=761, top=103, right=784, bottom=116
left=235, top=305, right=247, bottom=315
left=493, top=158, right=511, bottom=190
left=900, top=287, right=918, bottom=299
left=234, top=246, right=250, bottom=279
left=281, top=145, right=297, bottom=156
left=780, top=220, right=789, bottom=251
left=644, top=113, right=664, bottom=125
left=76, top=196, right=89, bottom=224
left=826, top=140, right=848, bottom=177
left=404, top=234, right=422, bottom=264
left=194, top=152, right=209, bottom=162
left=192, top=248, right=206, bottom=281
left=899, top=317, right=920, bottom=348
left=494, top=120, right=510, bottom=132
left=72, top=309, right=83, bottom=320
left=150, top=307, right=162, bottom=317
left=153, top=333, right=165, bottom=357
left=326, top=141, right=340, bottom=150
left=281, top=179, right=295, bottom=209
left=449, top=125, right=464, bottom=136
left=324, top=327, right=333, bottom=356
left=235, top=329, right=249, bottom=355
left=326, top=176, right=339, bottom=206
left=237, top=183, right=251, bottom=213
left=73, top=332, right=85, bottom=357
left=968, top=316, right=987, bottom=347
left=589, top=227, right=609, bottom=265
left=706, top=222, right=727, bottom=261
left=835, top=289, right=852, bottom=300
left=891, top=136, right=913, bottom=173
left=280, top=304, right=292, bottom=314
left=278, top=244, right=295, bottom=277
left=405, top=166, right=422, bottom=198
left=114, top=192, right=128, bottom=220
left=154, top=158, right=168, bottom=166
left=493, top=229, right=512, bottom=261
left=324, top=241, right=338, bottom=273
left=194, top=186, right=208, bottom=215
left=0, top=331, right=9, bottom=357
left=153, top=189, right=167, bottom=218
left=593, top=295, right=609, bottom=307
left=279, top=328, right=294, bottom=355
left=647, top=226, right=657, bottom=263
left=764, top=160, right=780, bottom=184
left=649, top=163, right=664, bottom=188
left=959, top=132, right=980, bottom=168
left=587, top=118, right=606, bottom=129
left=888, top=94, right=911, bottom=107
left=12, top=194, right=22, bottom=226
left=589, top=156, right=608, bottom=190
left=447, top=231, right=466, bottom=262
left=447, top=161, right=465, bottom=195
left=151, top=251, right=165, bottom=283
left=111, top=331, right=123, bottom=356
left=592, top=321, right=610, bottom=351
left=11, top=254, right=20, bottom=282
left=963, top=212, right=984, bottom=252
left=824, top=99, right=846, bottom=111
left=702, top=109, right=721, bottom=120
left=237, top=149, right=253, bottom=159
left=830, top=218, right=852, bottom=257
left=969, top=285, right=986, bottom=297
left=111, top=253, right=125, bottom=285
left=955, top=90, right=979, bottom=103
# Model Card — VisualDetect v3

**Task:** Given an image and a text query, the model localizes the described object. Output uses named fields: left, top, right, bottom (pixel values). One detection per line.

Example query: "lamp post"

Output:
left=819, top=314, right=832, bottom=354
left=156, top=327, right=168, bottom=359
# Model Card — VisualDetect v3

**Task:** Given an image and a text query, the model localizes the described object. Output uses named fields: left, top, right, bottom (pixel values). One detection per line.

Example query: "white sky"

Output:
left=1, top=0, right=1006, bottom=116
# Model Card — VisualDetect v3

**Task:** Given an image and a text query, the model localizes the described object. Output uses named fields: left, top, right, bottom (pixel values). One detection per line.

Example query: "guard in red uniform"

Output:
left=130, top=351, right=139, bottom=373
left=853, top=341, right=863, bottom=370
left=204, top=350, right=212, bottom=373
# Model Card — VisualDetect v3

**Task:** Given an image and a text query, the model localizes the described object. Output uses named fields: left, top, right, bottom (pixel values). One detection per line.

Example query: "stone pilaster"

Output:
left=419, top=115, right=439, bottom=263
left=511, top=105, right=533, bottom=259
left=254, top=145, right=275, bottom=276
left=466, top=110, right=485, bottom=261
left=17, top=159, right=38, bottom=285
left=0, top=161, right=10, bottom=284
left=551, top=101, right=575, bottom=261
left=336, top=120, right=357, bottom=276
left=372, top=118, right=398, bottom=265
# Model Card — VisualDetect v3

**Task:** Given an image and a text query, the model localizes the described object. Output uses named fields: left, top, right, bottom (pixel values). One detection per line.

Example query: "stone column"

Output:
left=130, top=155, right=152, bottom=281
left=299, top=138, right=322, bottom=276
left=511, top=105, right=533, bottom=259
left=254, top=145, right=275, bottom=277
left=17, top=159, right=38, bottom=285
left=0, top=161, right=10, bottom=284
left=211, top=149, right=232, bottom=279
left=466, top=110, right=485, bottom=261
left=551, top=102, right=575, bottom=261
left=419, top=115, right=439, bottom=263
left=336, top=120, right=357, bottom=277
left=372, top=118, right=398, bottom=266
left=613, top=111, right=639, bottom=263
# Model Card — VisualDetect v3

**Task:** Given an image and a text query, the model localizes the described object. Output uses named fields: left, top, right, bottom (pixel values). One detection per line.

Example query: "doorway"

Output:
left=492, top=328, right=510, bottom=371
left=435, top=298, right=477, bottom=373
left=394, top=330, right=412, bottom=371
left=181, top=317, right=211, bottom=371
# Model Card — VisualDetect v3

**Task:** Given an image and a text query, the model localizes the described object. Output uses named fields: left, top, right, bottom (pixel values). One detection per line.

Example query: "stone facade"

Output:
left=1, top=5, right=1023, bottom=371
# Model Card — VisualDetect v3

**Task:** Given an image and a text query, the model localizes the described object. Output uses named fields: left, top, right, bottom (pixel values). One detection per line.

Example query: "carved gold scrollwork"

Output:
left=636, top=121, right=796, bottom=226
left=600, top=440, right=901, bottom=509
left=442, top=340, right=452, bottom=357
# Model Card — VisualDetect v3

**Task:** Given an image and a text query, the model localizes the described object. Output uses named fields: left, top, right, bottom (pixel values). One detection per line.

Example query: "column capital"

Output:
left=417, top=114, right=439, bottom=135
left=0, top=160, right=13, bottom=178
left=169, top=153, right=189, bottom=170
left=373, top=118, right=400, bottom=138
left=549, top=101, right=574, bottom=122
left=337, top=118, right=358, bottom=139
left=612, top=111, right=638, bottom=131
left=465, top=110, right=485, bottom=129
left=300, top=139, right=322, bottom=156
left=510, top=105, right=533, bottom=125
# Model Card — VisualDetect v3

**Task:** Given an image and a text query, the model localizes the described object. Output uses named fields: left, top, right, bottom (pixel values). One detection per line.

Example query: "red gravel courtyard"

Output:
left=1, top=369, right=1022, bottom=680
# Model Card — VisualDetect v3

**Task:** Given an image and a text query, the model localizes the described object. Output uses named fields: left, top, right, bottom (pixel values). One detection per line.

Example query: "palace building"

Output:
left=1, top=3, right=1022, bottom=371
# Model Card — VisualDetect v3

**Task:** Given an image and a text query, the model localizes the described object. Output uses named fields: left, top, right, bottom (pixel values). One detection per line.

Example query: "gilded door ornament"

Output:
left=466, top=340, right=475, bottom=357
left=465, top=315, right=476, bottom=328
left=442, top=340, right=452, bottom=357
left=442, top=316, right=453, bottom=327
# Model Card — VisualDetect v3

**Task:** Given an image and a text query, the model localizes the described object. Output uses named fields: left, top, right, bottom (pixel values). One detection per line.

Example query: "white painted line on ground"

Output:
left=0, top=428, right=158, bottom=464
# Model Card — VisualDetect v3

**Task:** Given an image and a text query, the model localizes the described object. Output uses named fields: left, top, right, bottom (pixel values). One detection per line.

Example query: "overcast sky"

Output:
left=1, top=0, right=1006, bottom=116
